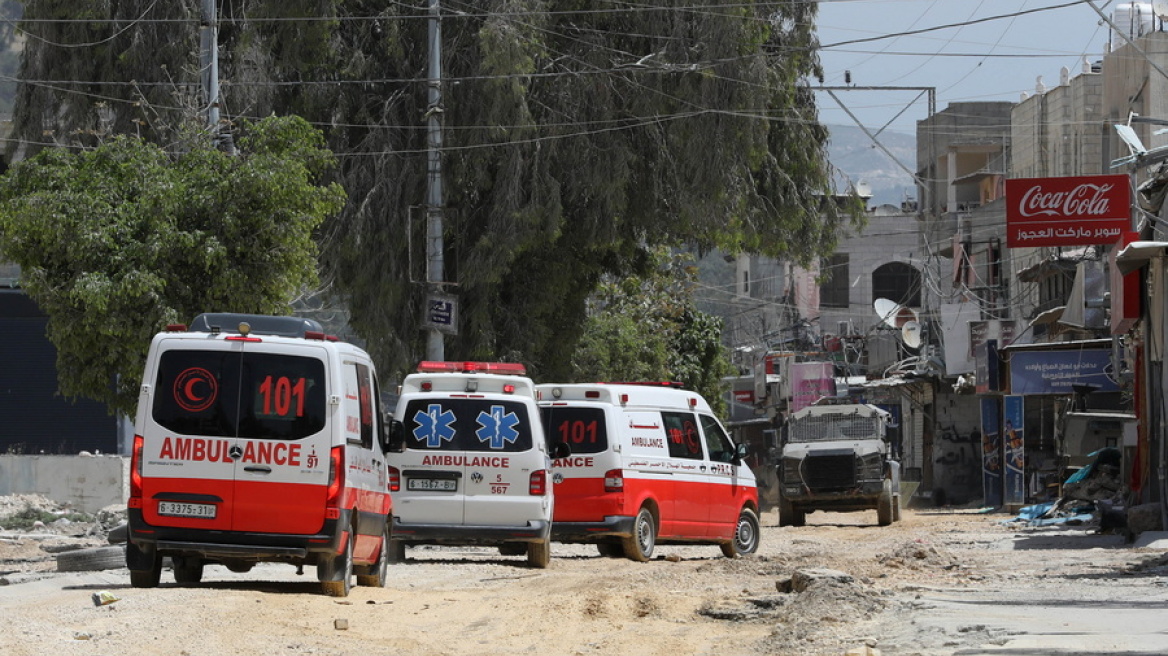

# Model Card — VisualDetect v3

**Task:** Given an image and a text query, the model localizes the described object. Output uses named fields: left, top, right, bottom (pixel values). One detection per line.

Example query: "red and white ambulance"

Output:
left=537, top=382, right=760, bottom=561
left=126, top=313, right=392, bottom=597
left=387, top=362, right=566, bottom=568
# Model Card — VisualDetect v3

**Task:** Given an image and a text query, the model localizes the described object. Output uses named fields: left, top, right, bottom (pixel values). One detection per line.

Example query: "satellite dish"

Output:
left=901, top=321, right=922, bottom=349
left=1154, top=0, right=1168, bottom=20
left=874, top=298, right=919, bottom=328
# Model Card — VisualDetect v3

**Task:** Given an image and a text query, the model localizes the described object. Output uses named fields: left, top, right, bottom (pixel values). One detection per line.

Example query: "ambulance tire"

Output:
left=172, top=556, right=204, bottom=585
left=127, top=543, right=162, bottom=588
left=622, top=507, right=656, bottom=562
left=596, top=542, right=624, bottom=558
left=721, top=507, right=761, bottom=558
left=224, top=560, right=254, bottom=573
left=319, top=534, right=353, bottom=597
left=527, top=540, right=551, bottom=569
left=356, top=525, right=391, bottom=588
left=387, top=538, right=406, bottom=564
left=877, top=479, right=895, bottom=527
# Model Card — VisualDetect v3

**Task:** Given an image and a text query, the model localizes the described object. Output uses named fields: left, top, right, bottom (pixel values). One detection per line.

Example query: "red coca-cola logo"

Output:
left=1016, top=183, right=1115, bottom=218
left=1005, top=175, right=1130, bottom=248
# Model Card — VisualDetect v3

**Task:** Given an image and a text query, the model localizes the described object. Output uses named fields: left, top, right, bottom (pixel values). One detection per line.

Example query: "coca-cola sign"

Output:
left=1005, top=175, right=1130, bottom=247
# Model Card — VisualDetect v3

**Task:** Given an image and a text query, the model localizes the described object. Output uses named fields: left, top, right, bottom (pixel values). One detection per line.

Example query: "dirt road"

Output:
left=3, top=504, right=1168, bottom=655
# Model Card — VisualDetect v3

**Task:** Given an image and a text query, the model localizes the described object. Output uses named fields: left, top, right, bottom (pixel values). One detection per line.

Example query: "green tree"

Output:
left=572, top=251, right=734, bottom=416
left=0, top=115, right=346, bottom=416
left=9, top=1, right=861, bottom=382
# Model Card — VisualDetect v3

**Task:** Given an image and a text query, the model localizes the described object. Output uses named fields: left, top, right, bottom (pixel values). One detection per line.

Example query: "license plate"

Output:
left=157, top=501, right=217, bottom=519
left=407, top=478, right=457, bottom=491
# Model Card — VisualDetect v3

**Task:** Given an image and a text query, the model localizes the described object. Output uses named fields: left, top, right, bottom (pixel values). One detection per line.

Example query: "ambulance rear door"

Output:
left=141, top=337, right=333, bottom=535
left=398, top=395, right=540, bottom=526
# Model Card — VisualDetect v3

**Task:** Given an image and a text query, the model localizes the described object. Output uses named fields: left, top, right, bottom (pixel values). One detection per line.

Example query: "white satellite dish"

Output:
left=1154, top=0, right=1168, bottom=20
left=901, top=321, right=922, bottom=349
left=874, top=298, right=918, bottom=328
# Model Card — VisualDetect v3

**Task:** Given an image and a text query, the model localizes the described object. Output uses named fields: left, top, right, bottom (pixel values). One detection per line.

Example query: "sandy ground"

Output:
left=2, top=497, right=1167, bottom=656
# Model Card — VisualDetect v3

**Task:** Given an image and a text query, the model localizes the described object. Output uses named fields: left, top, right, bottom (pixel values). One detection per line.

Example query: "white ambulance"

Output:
left=387, top=362, right=566, bottom=568
left=126, top=313, right=392, bottom=597
left=537, top=382, right=760, bottom=561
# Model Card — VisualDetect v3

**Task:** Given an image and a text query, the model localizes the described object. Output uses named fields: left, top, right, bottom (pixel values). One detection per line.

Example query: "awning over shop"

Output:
left=1115, top=240, right=1168, bottom=275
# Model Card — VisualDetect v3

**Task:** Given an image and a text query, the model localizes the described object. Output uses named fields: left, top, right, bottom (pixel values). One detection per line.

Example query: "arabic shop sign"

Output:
left=1008, top=348, right=1118, bottom=395
left=1005, top=174, right=1130, bottom=248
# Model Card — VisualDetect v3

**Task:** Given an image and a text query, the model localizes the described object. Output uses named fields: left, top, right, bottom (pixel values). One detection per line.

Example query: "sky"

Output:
left=813, top=0, right=1126, bottom=134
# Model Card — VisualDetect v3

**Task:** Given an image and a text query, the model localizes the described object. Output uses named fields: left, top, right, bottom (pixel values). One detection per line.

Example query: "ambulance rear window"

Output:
left=152, top=350, right=327, bottom=440
left=403, top=398, right=533, bottom=452
left=539, top=406, right=607, bottom=454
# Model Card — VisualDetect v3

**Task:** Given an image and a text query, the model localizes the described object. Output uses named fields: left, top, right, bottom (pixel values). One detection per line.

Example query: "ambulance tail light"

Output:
left=604, top=469, right=624, bottom=493
left=128, top=434, right=144, bottom=507
left=389, top=466, right=401, bottom=493
left=503, top=384, right=515, bottom=394
left=325, top=446, right=344, bottom=518
left=529, top=469, right=548, bottom=495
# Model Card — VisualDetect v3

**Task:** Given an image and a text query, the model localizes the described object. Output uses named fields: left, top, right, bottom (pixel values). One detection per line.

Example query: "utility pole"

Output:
left=424, top=0, right=448, bottom=361
left=199, top=0, right=233, bottom=153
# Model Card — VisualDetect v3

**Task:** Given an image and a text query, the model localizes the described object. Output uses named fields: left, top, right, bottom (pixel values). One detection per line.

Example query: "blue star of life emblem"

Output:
left=476, top=405, right=520, bottom=449
left=413, top=404, right=457, bottom=447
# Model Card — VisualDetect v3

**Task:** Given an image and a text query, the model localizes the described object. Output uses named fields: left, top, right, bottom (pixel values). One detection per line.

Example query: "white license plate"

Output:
left=407, top=478, right=457, bottom=491
left=157, top=501, right=217, bottom=519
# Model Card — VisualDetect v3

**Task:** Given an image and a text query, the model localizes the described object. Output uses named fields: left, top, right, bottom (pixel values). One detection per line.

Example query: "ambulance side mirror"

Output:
left=377, top=415, right=391, bottom=453
left=550, top=441, right=571, bottom=460
left=732, top=442, right=749, bottom=465
left=387, top=417, right=405, bottom=453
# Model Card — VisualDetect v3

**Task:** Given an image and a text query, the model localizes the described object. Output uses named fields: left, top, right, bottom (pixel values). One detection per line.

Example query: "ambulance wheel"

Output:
left=622, top=507, right=656, bottom=562
left=527, top=540, right=551, bottom=569
left=498, top=543, right=527, bottom=556
left=721, top=508, right=761, bottom=558
left=127, top=542, right=161, bottom=588
left=356, top=525, right=391, bottom=588
left=877, top=479, right=895, bottom=527
left=893, top=494, right=902, bottom=522
left=172, top=556, right=204, bottom=585
left=319, top=535, right=353, bottom=597
left=387, top=538, right=406, bottom=563
left=596, top=542, right=624, bottom=558
left=224, top=560, right=254, bottom=573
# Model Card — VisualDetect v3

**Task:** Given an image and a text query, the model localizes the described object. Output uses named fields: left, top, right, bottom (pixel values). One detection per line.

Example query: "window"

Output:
left=699, top=415, right=736, bottom=463
left=404, top=399, right=533, bottom=452
left=153, top=350, right=327, bottom=440
left=661, top=411, right=703, bottom=460
left=820, top=253, right=850, bottom=308
left=872, top=262, right=921, bottom=307
left=348, top=362, right=375, bottom=448
left=541, top=406, right=607, bottom=454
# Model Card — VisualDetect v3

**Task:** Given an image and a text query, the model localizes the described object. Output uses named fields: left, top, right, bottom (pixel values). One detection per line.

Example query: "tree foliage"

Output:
left=8, top=1, right=859, bottom=385
left=0, top=115, right=346, bottom=416
left=572, top=250, right=735, bottom=417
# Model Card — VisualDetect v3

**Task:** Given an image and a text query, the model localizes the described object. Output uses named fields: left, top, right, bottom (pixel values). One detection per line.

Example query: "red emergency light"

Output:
left=415, top=361, right=527, bottom=375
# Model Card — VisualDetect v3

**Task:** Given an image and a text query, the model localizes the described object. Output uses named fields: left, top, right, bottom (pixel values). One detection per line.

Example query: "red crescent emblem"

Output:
left=174, top=367, right=218, bottom=412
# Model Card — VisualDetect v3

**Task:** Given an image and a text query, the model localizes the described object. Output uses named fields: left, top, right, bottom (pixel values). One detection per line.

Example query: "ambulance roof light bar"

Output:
left=416, top=361, right=527, bottom=375
left=597, top=381, right=685, bottom=389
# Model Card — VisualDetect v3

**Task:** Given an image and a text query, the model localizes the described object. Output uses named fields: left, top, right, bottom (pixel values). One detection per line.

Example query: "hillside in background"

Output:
left=825, top=124, right=916, bottom=209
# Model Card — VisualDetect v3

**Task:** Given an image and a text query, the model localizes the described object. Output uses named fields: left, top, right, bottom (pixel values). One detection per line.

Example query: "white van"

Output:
left=387, top=362, right=566, bottom=568
left=537, top=383, right=760, bottom=561
left=126, top=313, right=392, bottom=597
